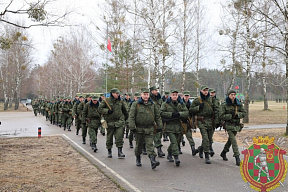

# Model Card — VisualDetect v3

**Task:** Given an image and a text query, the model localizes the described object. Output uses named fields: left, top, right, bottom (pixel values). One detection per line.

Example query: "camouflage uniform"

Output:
left=190, top=86, right=219, bottom=164
left=78, top=95, right=91, bottom=144
left=83, top=95, right=101, bottom=152
left=149, top=86, right=165, bottom=157
left=129, top=88, right=163, bottom=169
left=161, top=91, right=188, bottom=166
left=73, top=95, right=83, bottom=135
left=62, top=99, right=73, bottom=131
left=219, top=89, right=246, bottom=166
left=182, top=91, right=196, bottom=156
left=98, top=88, right=129, bottom=158
left=32, top=100, right=39, bottom=116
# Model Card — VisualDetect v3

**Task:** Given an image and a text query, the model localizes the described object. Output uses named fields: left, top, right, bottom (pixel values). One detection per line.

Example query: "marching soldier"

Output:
left=190, top=86, right=219, bottom=164
left=99, top=93, right=106, bottom=136
left=45, top=99, right=50, bottom=121
left=32, top=100, right=39, bottom=116
left=49, top=100, right=56, bottom=125
left=182, top=91, right=197, bottom=156
left=162, top=91, right=170, bottom=142
left=129, top=88, right=163, bottom=169
left=149, top=86, right=165, bottom=158
left=62, top=98, right=73, bottom=131
left=219, top=89, right=246, bottom=166
left=58, top=97, right=64, bottom=127
left=99, top=88, right=129, bottom=158
left=78, top=94, right=92, bottom=144
left=209, top=88, right=221, bottom=157
left=71, top=95, right=79, bottom=125
left=83, top=95, right=101, bottom=152
left=161, top=90, right=188, bottom=167
left=127, top=92, right=141, bottom=148
left=124, top=93, right=132, bottom=138
left=73, top=95, right=84, bottom=135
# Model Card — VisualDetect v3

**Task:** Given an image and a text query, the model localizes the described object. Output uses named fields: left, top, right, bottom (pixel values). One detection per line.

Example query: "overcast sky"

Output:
left=1, top=0, right=223, bottom=69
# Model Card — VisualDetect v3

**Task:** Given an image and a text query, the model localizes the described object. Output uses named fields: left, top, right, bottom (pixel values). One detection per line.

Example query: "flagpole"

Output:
left=106, top=22, right=108, bottom=95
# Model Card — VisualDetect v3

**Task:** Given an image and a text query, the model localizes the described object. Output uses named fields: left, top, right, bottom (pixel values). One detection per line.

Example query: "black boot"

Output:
left=125, top=132, right=129, bottom=139
left=118, top=147, right=125, bottom=158
left=198, top=146, right=203, bottom=158
left=92, top=143, right=98, bottom=152
left=167, top=153, right=174, bottom=162
left=174, top=155, right=180, bottom=167
left=179, top=145, right=183, bottom=154
left=182, top=138, right=185, bottom=146
left=220, top=150, right=228, bottom=161
left=102, top=132, right=105, bottom=136
left=68, top=126, right=71, bottom=131
left=108, top=149, right=112, bottom=158
left=63, top=126, right=66, bottom=131
left=136, top=155, right=142, bottom=166
left=163, top=133, right=169, bottom=141
left=191, top=145, right=197, bottom=156
left=235, top=155, right=240, bottom=166
left=157, top=146, right=165, bottom=157
left=129, top=141, right=133, bottom=148
left=205, top=152, right=211, bottom=164
left=76, top=129, right=79, bottom=135
left=210, top=145, right=215, bottom=157
left=82, top=137, right=86, bottom=144
left=59, top=124, right=61, bottom=128
left=150, top=156, right=160, bottom=169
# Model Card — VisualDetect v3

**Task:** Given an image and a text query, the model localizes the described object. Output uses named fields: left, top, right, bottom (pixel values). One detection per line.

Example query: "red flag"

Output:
left=107, top=39, right=112, bottom=52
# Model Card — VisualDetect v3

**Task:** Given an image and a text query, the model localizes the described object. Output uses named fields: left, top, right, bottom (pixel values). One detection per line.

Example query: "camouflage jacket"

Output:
left=219, top=97, right=246, bottom=132
left=129, top=97, right=163, bottom=133
left=98, top=94, right=128, bottom=128
left=83, top=101, right=101, bottom=128
left=161, top=96, right=188, bottom=133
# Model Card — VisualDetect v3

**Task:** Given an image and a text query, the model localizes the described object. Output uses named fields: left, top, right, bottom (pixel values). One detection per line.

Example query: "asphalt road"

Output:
left=1, top=110, right=288, bottom=192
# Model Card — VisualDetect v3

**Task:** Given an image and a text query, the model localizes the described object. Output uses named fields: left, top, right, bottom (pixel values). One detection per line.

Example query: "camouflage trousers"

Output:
left=184, top=128, right=195, bottom=146
left=167, top=132, right=181, bottom=156
left=223, top=130, right=239, bottom=157
left=154, top=131, right=163, bottom=148
left=135, top=131, right=156, bottom=157
left=106, top=126, right=124, bottom=149
left=62, top=113, right=72, bottom=128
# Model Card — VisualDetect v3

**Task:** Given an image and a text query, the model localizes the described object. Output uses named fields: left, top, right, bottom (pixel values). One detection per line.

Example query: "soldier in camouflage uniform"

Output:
left=99, top=88, right=129, bottom=158
left=208, top=88, right=221, bottom=157
left=83, top=95, right=101, bottom=152
left=99, top=93, right=106, bottom=136
left=219, top=89, right=246, bottom=166
left=129, top=88, right=163, bottom=169
left=73, top=95, right=83, bottom=135
left=149, top=86, right=165, bottom=158
left=49, top=100, right=56, bottom=124
left=57, top=98, right=64, bottom=127
left=182, top=91, right=197, bottom=156
left=62, top=98, right=73, bottom=131
left=127, top=92, right=141, bottom=148
left=78, top=95, right=92, bottom=144
left=161, top=90, right=188, bottom=167
left=190, top=86, right=219, bottom=164
left=32, top=100, right=39, bottom=116
left=124, top=93, right=132, bottom=138
left=71, top=95, right=79, bottom=125
left=162, top=91, right=170, bottom=142
left=45, top=99, right=50, bottom=121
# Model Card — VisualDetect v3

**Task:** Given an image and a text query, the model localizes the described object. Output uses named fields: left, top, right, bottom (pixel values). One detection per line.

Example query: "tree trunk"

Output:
left=181, top=0, right=187, bottom=93
left=262, top=3, right=269, bottom=110
left=195, top=0, right=200, bottom=96
left=285, top=0, right=288, bottom=135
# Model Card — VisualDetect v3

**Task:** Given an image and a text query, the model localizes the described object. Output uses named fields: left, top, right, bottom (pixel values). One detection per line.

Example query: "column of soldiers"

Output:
left=32, top=85, right=246, bottom=169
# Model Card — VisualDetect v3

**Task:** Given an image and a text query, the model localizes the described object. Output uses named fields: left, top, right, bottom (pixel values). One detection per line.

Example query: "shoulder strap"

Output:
left=103, top=98, right=112, bottom=110
left=204, top=100, right=214, bottom=112
left=198, top=97, right=202, bottom=104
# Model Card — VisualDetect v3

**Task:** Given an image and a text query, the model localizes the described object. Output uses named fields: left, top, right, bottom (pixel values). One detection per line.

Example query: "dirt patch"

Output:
left=193, top=128, right=288, bottom=152
left=0, top=136, right=122, bottom=192
left=0, top=103, right=29, bottom=112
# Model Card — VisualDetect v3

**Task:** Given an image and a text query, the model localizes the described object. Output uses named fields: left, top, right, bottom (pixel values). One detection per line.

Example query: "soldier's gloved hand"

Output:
left=172, top=111, right=180, bottom=118
left=199, top=103, right=204, bottom=109
left=86, top=118, right=90, bottom=123
left=108, top=109, right=113, bottom=114
left=131, top=129, right=137, bottom=133
left=156, top=128, right=163, bottom=133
